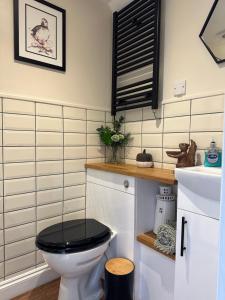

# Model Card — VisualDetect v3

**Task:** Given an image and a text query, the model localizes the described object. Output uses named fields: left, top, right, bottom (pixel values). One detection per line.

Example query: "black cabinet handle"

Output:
left=180, top=217, right=187, bottom=257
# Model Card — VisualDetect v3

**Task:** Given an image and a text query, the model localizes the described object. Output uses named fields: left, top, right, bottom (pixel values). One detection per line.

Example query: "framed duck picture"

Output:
left=14, top=0, right=66, bottom=71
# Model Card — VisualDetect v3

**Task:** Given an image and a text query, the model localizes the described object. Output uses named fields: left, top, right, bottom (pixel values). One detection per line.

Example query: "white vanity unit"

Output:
left=175, top=167, right=221, bottom=300
left=86, top=164, right=222, bottom=300
left=86, top=163, right=176, bottom=300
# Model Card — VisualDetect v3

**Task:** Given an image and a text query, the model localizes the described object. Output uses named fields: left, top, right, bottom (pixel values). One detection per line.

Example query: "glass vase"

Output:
left=108, top=146, right=121, bottom=164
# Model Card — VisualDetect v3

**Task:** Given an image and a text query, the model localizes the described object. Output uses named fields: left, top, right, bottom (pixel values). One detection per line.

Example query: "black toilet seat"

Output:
left=36, top=219, right=111, bottom=254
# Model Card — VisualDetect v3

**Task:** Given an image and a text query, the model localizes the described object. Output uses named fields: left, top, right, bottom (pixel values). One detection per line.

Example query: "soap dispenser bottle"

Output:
left=204, top=139, right=222, bottom=167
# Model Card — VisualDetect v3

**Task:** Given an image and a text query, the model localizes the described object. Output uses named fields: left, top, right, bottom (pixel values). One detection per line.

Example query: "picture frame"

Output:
left=14, top=0, right=66, bottom=71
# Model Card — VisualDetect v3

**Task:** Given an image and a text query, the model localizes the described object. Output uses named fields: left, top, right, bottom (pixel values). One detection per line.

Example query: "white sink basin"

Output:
left=185, top=166, right=222, bottom=175
left=175, top=166, right=221, bottom=202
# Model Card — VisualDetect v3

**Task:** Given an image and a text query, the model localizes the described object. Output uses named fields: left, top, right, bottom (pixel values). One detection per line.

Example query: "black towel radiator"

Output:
left=111, top=0, right=161, bottom=115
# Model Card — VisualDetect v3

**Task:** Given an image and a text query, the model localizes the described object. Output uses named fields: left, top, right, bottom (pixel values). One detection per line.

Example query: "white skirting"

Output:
left=0, top=265, right=59, bottom=300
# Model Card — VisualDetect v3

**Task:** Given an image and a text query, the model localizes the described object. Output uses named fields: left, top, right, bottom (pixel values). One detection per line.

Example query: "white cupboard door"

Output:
left=86, top=182, right=135, bottom=260
left=175, top=209, right=219, bottom=300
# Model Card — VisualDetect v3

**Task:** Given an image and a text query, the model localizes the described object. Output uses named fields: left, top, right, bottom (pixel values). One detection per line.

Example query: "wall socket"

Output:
left=174, top=80, right=186, bottom=97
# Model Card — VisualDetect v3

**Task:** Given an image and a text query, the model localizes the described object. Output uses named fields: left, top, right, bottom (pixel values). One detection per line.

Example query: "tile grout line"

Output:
left=85, top=109, right=88, bottom=219
left=189, top=99, right=192, bottom=145
left=141, top=108, right=143, bottom=153
left=2, top=98, right=6, bottom=280
left=162, top=104, right=165, bottom=167
left=62, top=106, right=65, bottom=223
left=35, top=102, right=38, bottom=268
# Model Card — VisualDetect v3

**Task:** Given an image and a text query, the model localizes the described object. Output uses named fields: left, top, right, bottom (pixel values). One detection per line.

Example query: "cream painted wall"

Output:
left=108, top=0, right=132, bottom=11
left=0, top=0, right=112, bottom=109
left=109, top=0, right=225, bottom=102
left=162, top=0, right=225, bottom=101
left=1, top=0, right=225, bottom=109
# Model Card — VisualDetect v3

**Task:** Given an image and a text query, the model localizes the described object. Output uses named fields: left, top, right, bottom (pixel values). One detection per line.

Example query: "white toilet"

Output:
left=36, top=218, right=114, bottom=300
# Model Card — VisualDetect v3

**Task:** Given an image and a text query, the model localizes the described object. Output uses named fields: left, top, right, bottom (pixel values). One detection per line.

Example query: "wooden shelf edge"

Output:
left=85, top=163, right=176, bottom=185
left=137, top=231, right=176, bottom=261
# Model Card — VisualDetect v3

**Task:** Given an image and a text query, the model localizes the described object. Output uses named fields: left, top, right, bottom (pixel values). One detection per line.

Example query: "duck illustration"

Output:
left=30, top=18, right=52, bottom=55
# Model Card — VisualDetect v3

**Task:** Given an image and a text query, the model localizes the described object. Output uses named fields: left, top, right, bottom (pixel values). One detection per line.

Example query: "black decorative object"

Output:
left=136, top=149, right=153, bottom=168
left=136, top=149, right=152, bottom=162
left=200, top=0, right=225, bottom=64
left=111, top=0, right=161, bottom=115
left=14, top=0, right=66, bottom=71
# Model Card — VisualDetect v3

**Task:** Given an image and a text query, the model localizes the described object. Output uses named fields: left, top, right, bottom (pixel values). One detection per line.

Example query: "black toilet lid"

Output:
left=36, top=219, right=111, bottom=254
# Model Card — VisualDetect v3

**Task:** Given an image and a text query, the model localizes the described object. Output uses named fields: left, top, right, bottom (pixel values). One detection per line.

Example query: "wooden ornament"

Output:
left=166, top=140, right=197, bottom=168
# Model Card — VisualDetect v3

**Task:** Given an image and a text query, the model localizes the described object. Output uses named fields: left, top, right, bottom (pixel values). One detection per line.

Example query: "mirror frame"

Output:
left=199, top=0, right=225, bottom=64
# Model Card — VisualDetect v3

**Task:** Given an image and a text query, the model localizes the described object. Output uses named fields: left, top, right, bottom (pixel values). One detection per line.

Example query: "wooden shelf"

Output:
left=137, top=231, right=176, bottom=261
left=85, top=163, right=176, bottom=185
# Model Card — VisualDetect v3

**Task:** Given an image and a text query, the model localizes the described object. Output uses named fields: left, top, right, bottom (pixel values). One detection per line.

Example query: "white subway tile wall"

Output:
left=0, top=98, right=106, bottom=280
left=0, top=94, right=223, bottom=281
left=123, top=95, right=224, bottom=169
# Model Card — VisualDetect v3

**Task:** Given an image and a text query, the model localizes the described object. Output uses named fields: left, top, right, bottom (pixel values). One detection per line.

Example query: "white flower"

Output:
left=111, top=134, right=120, bottom=142
left=118, top=134, right=124, bottom=140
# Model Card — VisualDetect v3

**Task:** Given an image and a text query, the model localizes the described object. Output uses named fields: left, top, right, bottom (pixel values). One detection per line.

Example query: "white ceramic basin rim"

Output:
left=175, top=166, right=222, bottom=202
